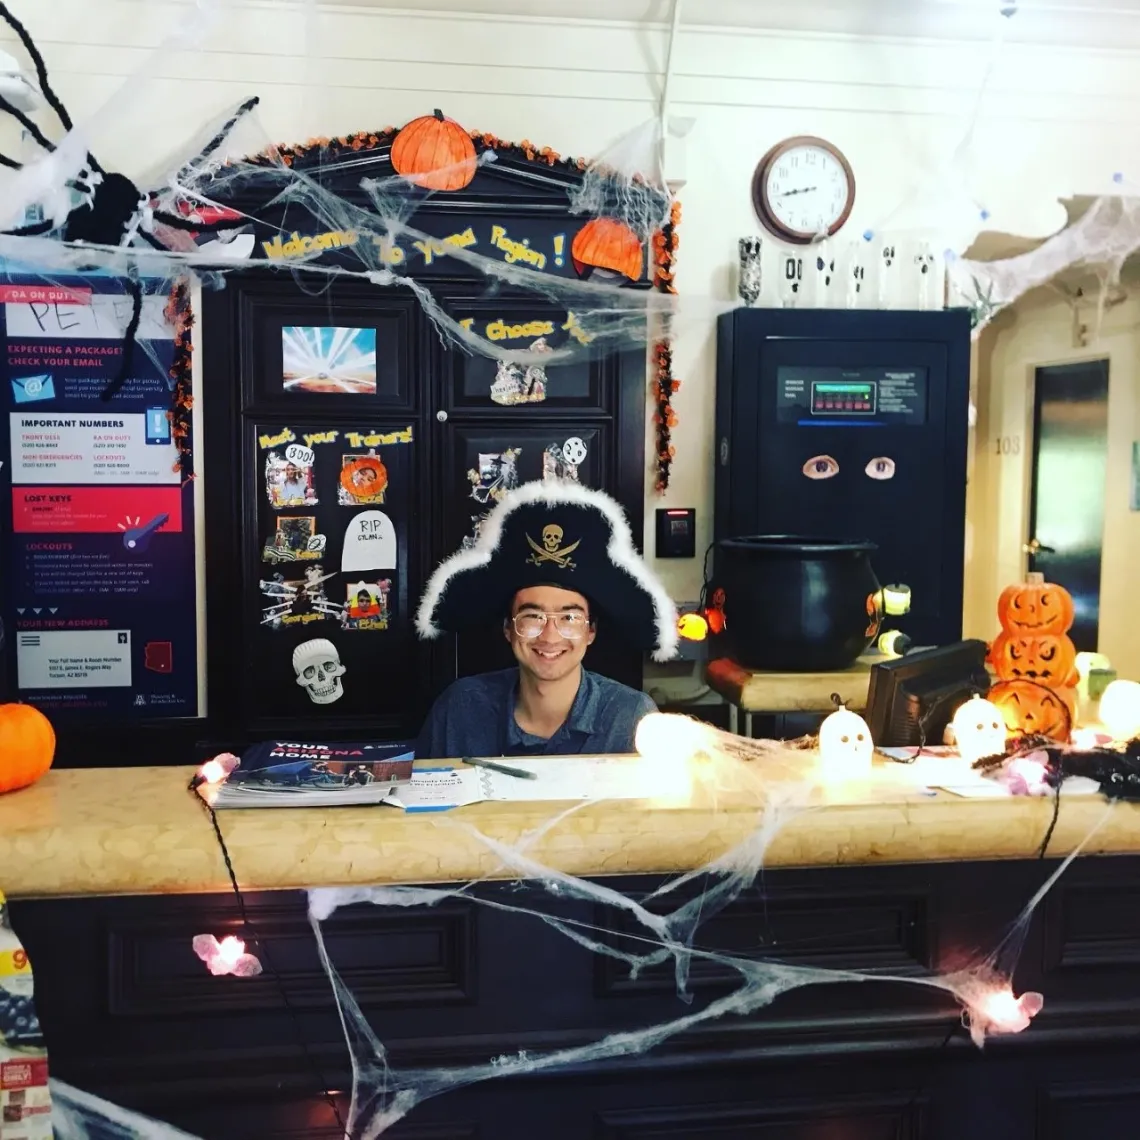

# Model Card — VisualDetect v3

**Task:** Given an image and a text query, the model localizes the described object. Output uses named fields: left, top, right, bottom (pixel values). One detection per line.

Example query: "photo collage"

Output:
left=252, top=321, right=410, bottom=709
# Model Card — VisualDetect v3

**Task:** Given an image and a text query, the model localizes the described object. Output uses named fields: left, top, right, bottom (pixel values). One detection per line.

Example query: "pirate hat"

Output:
left=416, top=481, right=679, bottom=661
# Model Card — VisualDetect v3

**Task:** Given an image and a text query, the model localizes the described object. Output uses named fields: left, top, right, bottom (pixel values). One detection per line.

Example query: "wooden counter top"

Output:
left=0, top=752, right=1136, bottom=900
left=706, top=656, right=875, bottom=712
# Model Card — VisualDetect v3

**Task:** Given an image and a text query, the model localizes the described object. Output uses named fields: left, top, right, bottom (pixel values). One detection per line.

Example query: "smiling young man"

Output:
left=414, top=482, right=678, bottom=759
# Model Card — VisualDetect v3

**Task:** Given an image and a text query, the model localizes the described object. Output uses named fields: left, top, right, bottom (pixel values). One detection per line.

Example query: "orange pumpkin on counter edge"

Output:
left=0, top=702, right=55, bottom=793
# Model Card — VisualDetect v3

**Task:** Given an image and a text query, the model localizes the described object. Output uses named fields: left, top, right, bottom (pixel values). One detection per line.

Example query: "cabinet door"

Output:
left=239, top=419, right=426, bottom=736
left=435, top=296, right=611, bottom=416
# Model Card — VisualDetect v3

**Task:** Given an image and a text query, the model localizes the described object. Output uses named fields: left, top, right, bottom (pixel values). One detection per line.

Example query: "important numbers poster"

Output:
left=0, top=279, right=199, bottom=721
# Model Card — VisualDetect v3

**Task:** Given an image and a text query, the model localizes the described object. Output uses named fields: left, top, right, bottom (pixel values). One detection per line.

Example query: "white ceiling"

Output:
left=319, top=0, right=1140, bottom=51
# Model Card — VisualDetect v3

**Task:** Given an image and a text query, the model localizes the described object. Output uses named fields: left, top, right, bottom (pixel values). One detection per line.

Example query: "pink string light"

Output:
left=192, top=934, right=262, bottom=977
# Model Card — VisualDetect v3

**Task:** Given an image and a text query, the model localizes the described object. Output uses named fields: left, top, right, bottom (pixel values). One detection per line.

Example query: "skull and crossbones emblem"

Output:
left=526, top=522, right=580, bottom=569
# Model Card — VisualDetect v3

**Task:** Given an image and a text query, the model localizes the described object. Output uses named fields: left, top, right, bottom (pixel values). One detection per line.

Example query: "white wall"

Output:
left=13, top=0, right=1140, bottom=618
left=968, top=284, right=1140, bottom=681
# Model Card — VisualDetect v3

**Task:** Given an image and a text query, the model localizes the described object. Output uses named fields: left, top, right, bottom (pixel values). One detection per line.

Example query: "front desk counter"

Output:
left=5, top=754, right=1140, bottom=1140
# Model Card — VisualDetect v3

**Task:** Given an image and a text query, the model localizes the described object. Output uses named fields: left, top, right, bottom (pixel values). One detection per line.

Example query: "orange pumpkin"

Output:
left=390, top=109, right=476, bottom=192
left=340, top=455, right=388, bottom=499
left=988, top=680, right=1075, bottom=742
left=0, top=703, right=55, bottom=793
left=997, top=572, right=1075, bottom=636
left=989, top=631, right=1078, bottom=688
left=571, top=218, right=643, bottom=282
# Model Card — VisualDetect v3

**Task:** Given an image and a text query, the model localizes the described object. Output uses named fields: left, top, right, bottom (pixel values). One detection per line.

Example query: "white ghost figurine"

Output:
left=818, top=702, right=873, bottom=779
left=951, top=695, right=1007, bottom=765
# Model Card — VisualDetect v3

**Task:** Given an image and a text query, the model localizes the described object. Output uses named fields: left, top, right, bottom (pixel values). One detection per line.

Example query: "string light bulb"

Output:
left=880, top=584, right=912, bottom=616
left=676, top=612, right=708, bottom=641
left=877, top=629, right=912, bottom=658
left=817, top=700, right=873, bottom=780
left=1098, top=679, right=1140, bottom=742
left=192, top=934, right=262, bottom=978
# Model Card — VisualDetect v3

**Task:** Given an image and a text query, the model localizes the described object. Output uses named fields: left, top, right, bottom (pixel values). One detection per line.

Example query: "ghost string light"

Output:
left=817, top=693, right=873, bottom=780
left=0, top=1, right=258, bottom=399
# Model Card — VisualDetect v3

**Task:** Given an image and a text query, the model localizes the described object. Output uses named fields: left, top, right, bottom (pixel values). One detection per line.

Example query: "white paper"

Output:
left=385, top=768, right=482, bottom=812
left=384, top=757, right=659, bottom=812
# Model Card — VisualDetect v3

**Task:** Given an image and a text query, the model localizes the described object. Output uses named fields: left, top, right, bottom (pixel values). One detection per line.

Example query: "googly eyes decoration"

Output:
left=864, top=456, right=896, bottom=481
left=802, top=454, right=839, bottom=480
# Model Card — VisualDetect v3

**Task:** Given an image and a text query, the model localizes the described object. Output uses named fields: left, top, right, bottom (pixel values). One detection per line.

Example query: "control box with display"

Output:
left=715, top=310, right=970, bottom=647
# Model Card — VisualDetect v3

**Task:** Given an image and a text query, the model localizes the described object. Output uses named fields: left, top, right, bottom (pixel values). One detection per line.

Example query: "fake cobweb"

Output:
left=43, top=718, right=1112, bottom=1139
left=1, top=0, right=1137, bottom=404
left=0, top=2, right=1129, bottom=1132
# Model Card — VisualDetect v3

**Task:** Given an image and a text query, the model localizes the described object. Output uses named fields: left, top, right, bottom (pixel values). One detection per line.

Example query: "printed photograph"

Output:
left=282, top=325, right=378, bottom=395
left=265, top=452, right=317, bottom=507
left=341, top=578, right=393, bottom=631
left=261, top=516, right=326, bottom=563
left=338, top=452, right=389, bottom=506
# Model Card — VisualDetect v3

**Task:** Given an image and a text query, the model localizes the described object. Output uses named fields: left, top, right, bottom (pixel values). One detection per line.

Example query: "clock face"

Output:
left=755, top=138, right=855, bottom=243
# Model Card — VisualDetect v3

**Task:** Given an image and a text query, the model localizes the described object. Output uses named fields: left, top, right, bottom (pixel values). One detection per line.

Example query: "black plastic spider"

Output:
left=0, top=2, right=258, bottom=398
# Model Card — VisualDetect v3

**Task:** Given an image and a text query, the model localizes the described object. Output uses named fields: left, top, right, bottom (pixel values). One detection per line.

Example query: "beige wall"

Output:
left=967, top=285, right=1140, bottom=680
left=9, top=2, right=1140, bottom=696
left=14, top=0, right=1140, bottom=607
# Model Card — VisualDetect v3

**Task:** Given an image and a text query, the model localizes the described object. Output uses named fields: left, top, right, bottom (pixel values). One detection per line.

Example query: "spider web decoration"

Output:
left=36, top=747, right=1112, bottom=1139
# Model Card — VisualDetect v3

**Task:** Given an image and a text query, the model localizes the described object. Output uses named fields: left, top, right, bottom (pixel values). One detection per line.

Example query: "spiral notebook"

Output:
left=384, top=757, right=654, bottom=812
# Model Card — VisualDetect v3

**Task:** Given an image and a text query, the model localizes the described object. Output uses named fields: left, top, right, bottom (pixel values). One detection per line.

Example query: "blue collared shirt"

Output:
left=415, top=668, right=657, bottom=759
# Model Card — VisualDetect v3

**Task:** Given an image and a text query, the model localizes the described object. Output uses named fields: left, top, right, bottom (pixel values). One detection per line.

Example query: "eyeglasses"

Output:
left=511, top=611, right=589, bottom=640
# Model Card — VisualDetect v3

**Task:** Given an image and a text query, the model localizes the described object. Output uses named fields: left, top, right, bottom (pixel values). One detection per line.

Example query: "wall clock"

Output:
left=752, top=136, right=856, bottom=245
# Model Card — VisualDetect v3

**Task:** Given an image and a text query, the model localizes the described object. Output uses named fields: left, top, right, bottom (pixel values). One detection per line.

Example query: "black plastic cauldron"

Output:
left=714, top=536, right=881, bottom=672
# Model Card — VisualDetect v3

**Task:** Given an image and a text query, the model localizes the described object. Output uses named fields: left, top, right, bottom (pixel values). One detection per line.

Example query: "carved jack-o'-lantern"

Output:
left=390, top=109, right=476, bottom=192
left=997, top=572, right=1075, bottom=637
left=989, top=631, right=1078, bottom=688
left=988, top=680, right=1075, bottom=742
left=571, top=218, right=643, bottom=282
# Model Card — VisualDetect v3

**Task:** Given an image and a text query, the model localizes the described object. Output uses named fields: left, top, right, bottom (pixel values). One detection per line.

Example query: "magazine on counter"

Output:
left=210, top=739, right=415, bottom=809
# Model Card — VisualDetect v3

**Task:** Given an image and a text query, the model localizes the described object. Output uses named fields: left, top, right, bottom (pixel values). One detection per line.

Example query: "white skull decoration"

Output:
left=292, top=638, right=346, bottom=705
left=818, top=702, right=873, bottom=779
left=950, top=695, right=1006, bottom=765
left=562, top=437, right=588, bottom=466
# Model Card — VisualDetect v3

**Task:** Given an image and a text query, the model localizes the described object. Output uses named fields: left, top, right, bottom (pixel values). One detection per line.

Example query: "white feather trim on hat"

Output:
left=415, top=480, right=679, bottom=662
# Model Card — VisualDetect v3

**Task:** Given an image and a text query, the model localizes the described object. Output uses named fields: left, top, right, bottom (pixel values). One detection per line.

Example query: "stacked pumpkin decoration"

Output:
left=0, top=702, right=55, bottom=794
left=390, top=109, right=476, bottom=192
left=987, top=573, right=1078, bottom=742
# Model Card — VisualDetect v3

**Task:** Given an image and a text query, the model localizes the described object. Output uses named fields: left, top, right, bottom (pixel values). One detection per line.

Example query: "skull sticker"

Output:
left=292, top=638, right=346, bottom=705
left=542, top=524, right=563, bottom=552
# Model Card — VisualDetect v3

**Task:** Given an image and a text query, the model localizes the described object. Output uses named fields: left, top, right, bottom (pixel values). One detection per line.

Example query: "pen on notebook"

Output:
left=461, top=756, right=539, bottom=781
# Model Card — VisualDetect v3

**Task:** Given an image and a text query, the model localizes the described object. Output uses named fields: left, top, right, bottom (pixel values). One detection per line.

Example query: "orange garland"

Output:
left=163, top=279, right=195, bottom=480
left=242, top=125, right=684, bottom=489
left=651, top=200, right=682, bottom=493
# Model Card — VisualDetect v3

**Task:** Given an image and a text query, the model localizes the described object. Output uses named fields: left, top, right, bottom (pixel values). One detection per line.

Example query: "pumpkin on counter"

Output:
left=989, top=630, right=1079, bottom=688
left=0, top=703, right=55, bottom=793
left=997, top=572, right=1075, bottom=637
left=571, top=217, right=643, bottom=282
left=988, top=680, right=1075, bottom=742
left=390, top=109, right=476, bottom=192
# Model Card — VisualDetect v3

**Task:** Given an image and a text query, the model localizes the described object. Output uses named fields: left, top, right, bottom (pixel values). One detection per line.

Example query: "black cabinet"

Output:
left=715, top=309, right=971, bottom=647
left=201, top=272, right=646, bottom=751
